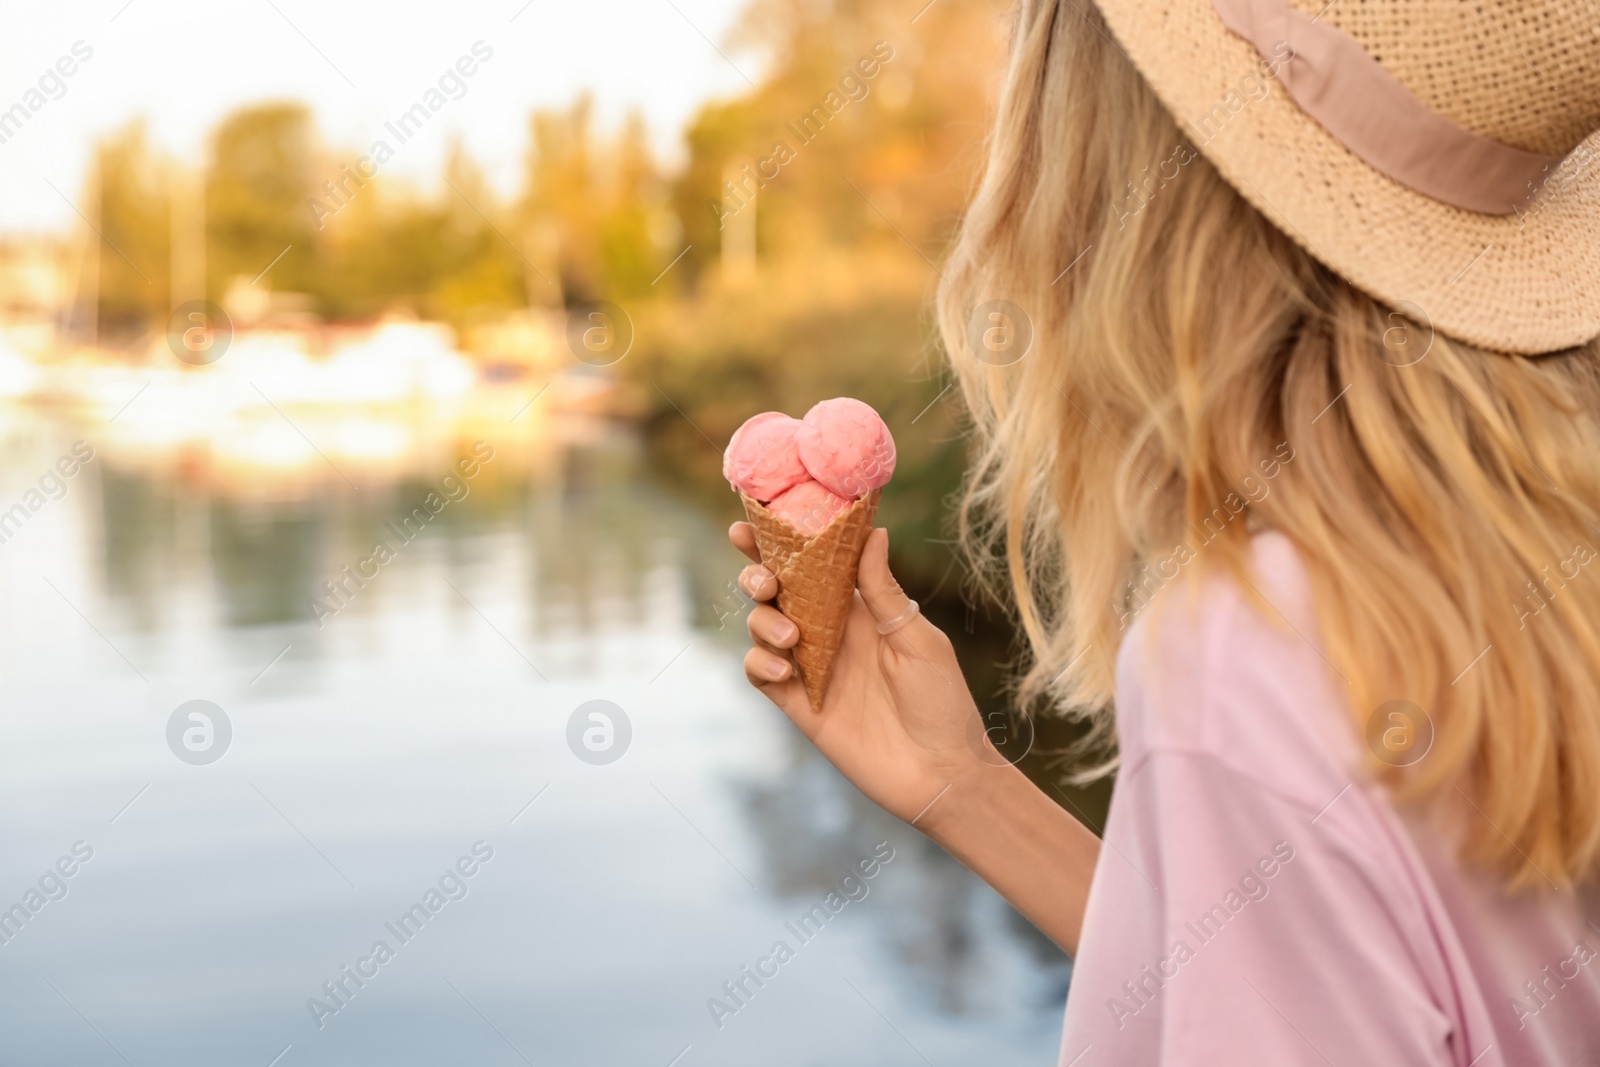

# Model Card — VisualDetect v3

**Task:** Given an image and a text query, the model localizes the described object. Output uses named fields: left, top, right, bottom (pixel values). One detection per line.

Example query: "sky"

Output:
left=0, top=0, right=758, bottom=232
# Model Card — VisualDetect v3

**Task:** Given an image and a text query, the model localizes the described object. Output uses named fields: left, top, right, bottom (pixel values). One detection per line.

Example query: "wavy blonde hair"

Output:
left=939, top=0, right=1600, bottom=890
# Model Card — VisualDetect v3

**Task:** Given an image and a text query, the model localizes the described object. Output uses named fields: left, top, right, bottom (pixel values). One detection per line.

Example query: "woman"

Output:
left=734, top=0, right=1600, bottom=1063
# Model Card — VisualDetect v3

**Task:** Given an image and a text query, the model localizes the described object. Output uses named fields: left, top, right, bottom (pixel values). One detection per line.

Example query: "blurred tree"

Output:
left=430, top=141, right=529, bottom=322
left=598, top=112, right=675, bottom=299
left=93, top=120, right=170, bottom=341
left=519, top=95, right=603, bottom=303
left=83, top=0, right=1003, bottom=338
left=671, top=0, right=1005, bottom=284
left=517, top=97, right=678, bottom=304
left=317, top=141, right=525, bottom=327
left=205, top=103, right=319, bottom=302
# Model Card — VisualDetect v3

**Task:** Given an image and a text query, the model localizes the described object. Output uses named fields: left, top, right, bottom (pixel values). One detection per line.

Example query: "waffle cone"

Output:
left=740, top=489, right=880, bottom=709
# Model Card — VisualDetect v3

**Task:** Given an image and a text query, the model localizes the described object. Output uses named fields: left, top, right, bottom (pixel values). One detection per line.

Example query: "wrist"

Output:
left=911, top=758, right=1032, bottom=848
left=909, top=759, right=1100, bottom=956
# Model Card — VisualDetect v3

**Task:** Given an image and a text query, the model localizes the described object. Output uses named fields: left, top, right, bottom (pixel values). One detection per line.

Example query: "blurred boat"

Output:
left=0, top=314, right=637, bottom=498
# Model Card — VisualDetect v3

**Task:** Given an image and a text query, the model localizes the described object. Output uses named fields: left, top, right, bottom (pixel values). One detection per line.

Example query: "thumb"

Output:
left=858, top=527, right=961, bottom=697
left=857, top=527, right=913, bottom=627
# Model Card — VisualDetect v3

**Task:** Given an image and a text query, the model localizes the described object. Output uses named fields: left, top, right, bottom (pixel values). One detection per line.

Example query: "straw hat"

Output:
left=1091, top=0, right=1600, bottom=355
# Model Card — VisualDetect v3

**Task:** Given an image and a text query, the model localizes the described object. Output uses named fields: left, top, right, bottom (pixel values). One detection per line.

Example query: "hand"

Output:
left=731, top=520, right=1102, bottom=955
left=731, top=522, right=989, bottom=826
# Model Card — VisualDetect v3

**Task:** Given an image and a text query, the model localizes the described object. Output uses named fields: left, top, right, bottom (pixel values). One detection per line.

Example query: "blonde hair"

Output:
left=939, top=0, right=1600, bottom=890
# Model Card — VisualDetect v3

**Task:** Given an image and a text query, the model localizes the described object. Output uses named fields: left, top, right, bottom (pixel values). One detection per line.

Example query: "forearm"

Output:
left=918, top=762, right=1100, bottom=956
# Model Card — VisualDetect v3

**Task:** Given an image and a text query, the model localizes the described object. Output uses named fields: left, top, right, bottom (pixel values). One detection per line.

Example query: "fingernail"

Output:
left=764, top=658, right=789, bottom=681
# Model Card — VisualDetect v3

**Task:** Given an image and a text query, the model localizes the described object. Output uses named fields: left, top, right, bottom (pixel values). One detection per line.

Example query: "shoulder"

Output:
left=1113, top=531, right=1358, bottom=811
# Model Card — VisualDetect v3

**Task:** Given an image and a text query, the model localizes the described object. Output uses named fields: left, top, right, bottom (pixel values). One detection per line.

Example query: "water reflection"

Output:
left=0, top=399, right=1067, bottom=1065
left=740, top=744, right=1071, bottom=1022
left=210, top=496, right=325, bottom=628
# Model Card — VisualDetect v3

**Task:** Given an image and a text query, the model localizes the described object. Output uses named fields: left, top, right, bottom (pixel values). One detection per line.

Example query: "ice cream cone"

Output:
left=740, top=488, right=881, bottom=709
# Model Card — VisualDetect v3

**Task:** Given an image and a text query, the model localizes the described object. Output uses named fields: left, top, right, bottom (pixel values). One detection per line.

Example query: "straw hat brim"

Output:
left=1093, top=0, right=1600, bottom=355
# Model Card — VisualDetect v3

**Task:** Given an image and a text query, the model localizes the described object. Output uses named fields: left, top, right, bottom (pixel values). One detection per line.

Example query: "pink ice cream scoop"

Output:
left=767, top=479, right=852, bottom=536
left=794, top=397, right=896, bottom=499
left=724, top=412, right=809, bottom=501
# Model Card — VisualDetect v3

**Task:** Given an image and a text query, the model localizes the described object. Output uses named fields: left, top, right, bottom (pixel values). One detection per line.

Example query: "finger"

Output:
left=748, top=604, right=799, bottom=649
left=856, top=527, right=914, bottom=627
left=738, top=563, right=778, bottom=602
left=741, top=648, right=821, bottom=738
left=729, top=522, right=760, bottom=563
left=743, top=645, right=793, bottom=684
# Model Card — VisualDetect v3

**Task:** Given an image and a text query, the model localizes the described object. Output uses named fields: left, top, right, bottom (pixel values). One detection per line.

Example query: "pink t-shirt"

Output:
left=1060, top=532, right=1600, bottom=1066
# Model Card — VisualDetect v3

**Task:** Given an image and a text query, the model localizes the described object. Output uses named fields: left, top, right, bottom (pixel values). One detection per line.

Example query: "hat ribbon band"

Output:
left=1210, top=0, right=1564, bottom=215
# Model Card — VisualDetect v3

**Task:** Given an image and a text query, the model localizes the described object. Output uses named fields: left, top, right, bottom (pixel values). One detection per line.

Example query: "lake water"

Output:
left=0, top=396, right=1069, bottom=1066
